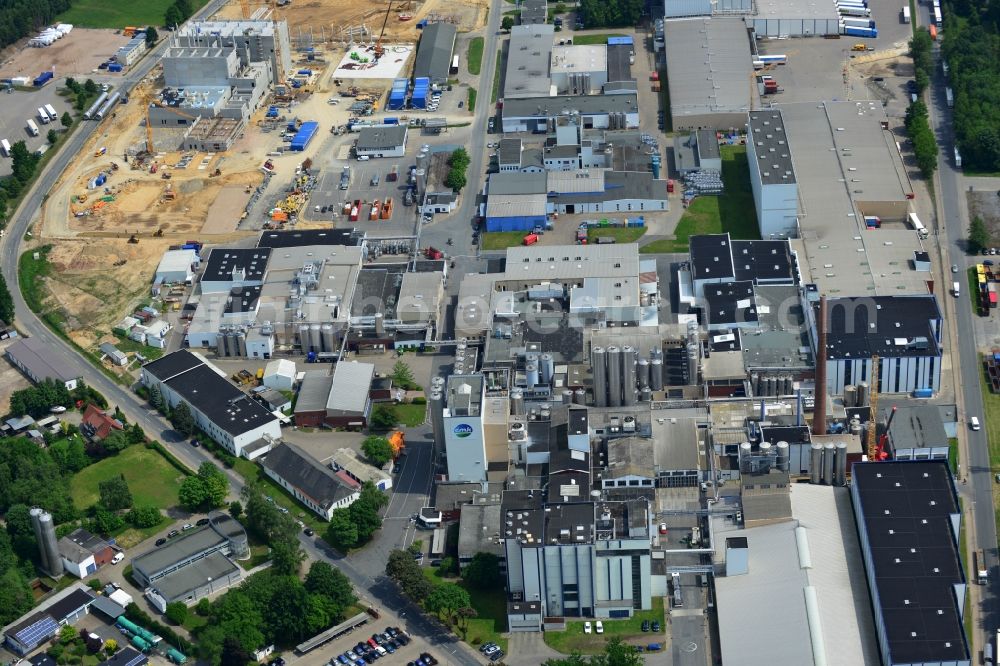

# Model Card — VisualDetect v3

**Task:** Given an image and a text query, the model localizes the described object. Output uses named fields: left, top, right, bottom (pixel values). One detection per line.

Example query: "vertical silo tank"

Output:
left=525, top=362, right=539, bottom=389
left=510, top=389, right=525, bottom=415
left=640, top=386, right=653, bottom=402
left=309, top=324, right=322, bottom=352
left=540, top=353, right=555, bottom=385
left=592, top=346, right=607, bottom=407
left=810, top=444, right=824, bottom=484
left=739, top=442, right=753, bottom=472
left=430, top=390, right=445, bottom=447
left=649, top=348, right=663, bottom=390
left=637, top=357, right=650, bottom=388
left=35, top=508, right=62, bottom=576
left=857, top=382, right=869, bottom=406
left=606, top=346, right=622, bottom=407
left=574, top=388, right=586, bottom=405
left=622, top=346, right=637, bottom=406
left=776, top=441, right=790, bottom=471
left=298, top=324, right=310, bottom=349
left=844, top=385, right=857, bottom=408
left=561, top=389, right=574, bottom=404
left=834, top=442, right=848, bottom=486
left=216, top=333, right=227, bottom=357
left=236, top=332, right=248, bottom=357
left=30, top=507, right=51, bottom=574
left=320, top=324, right=335, bottom=352
left=823, top=443, right=836, bottom=485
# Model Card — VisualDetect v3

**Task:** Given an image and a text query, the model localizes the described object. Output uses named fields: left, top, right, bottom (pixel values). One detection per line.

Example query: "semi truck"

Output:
left=976, top=548, right=988, bottom=584
left=902, top=5, right=910, bottom=22
left=946, top=87, right=954, bottom=107
left=0, top=139, right=10, bottom=157
left=339, top=165, right=351, bottom=190
left=908, top=213, right=929, bottom=239
left=843, top=25, right=878, bottom=38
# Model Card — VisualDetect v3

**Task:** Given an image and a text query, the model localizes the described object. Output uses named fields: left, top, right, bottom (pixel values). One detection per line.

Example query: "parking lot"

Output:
left=295, top=623, right=449, bottom=666
left=310, top=161, right=419, bottom=237
left=0, top=87, right=72, bottom=177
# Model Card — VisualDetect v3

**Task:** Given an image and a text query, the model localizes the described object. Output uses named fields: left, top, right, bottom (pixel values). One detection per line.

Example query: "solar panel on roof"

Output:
left=16, top=616, right=59, bottom=646
left=121, top=651, right=146, bottom=666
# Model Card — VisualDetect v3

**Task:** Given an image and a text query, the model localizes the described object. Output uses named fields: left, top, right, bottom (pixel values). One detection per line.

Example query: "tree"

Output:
left=426, top=583, right=471, bottom=620
left=369, top=403, right=398, bottom=430
left=179, top=462, right=228, bottom=511
left=0, top=273, right=13, bottom=324
left=59, top=625, right=78, bottom=645
left=462, top=552, right=501, bottom=589
left=970, top=216, right=990, bottom=254
left=171, top=401, right=195, bottom=436
left=349, top=482, right=387, bottom=543
left=145, top=27, right=159, bottom=47
left=603, top=637, right=643, bottom=666
left=0, top=568, right=33, bottom=625
left=165, top=601, right=188, bottom=625
left=99, top=475, right=133, bottom=510
left=305, top=561, right=356, bottom=609
left=178, top=475, right=209, bottom=511
left=127, top=506, right=162, bottom=528
left=270, top=538, right=305, bottom=575
left=65, top=78, right=80, bottom=94
left=164, top=4, right=183, bottom=27
left=47, top=129, right=58, bottom=145
left=84, top=79, right=98, bottom=95
left=229, top=500, right=243, bottom=520
left=386, top=549, right=433, bottom=601
left=326, top=508, right=359, bottom=549
left=391, top=360, right=416, bottom=388
left=92, top=509, right=125, bottom=535
left=101, top=429, right=132, bottom=454
left=456, top=606, right=478, bottom=635
left=61, top=111, right=73, bottom=129
left=501, top=15, right=515, bottom=31
left=362, top=435, right=394, bottom=468
left=103, top=639, right=118, bottom=656
left=220, top=636, right=252, bottom=666
left=148, top=384, right=165, bottom=412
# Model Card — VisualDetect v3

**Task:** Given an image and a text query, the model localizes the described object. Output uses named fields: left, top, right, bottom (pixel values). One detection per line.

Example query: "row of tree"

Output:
left=0, top=273, right=13, bottom=324
left=325, top=481, right=388, bottom=550
left=579, top=0, right=643, bottom=28
left=941, top=9, right=1000, bottom=170
left=240, top=482, right=305, bottom=576
left=544, top=638, right=643, bottom=666
left=904, top=100, right=938, bottom=180
left=0, top=0, right=72, bottom=51
left=194, top=562, right=357, bottom=664
left=445, top=148, right=470, bottom=192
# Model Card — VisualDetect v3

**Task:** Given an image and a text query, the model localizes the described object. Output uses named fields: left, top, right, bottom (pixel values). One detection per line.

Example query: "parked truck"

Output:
left=955, top=147, right=963, bottom=168
left=946, top=87, right=954, bottom=107
left=908, top=213, right=929, bottom=239
left=977, top=549, right=988, bottom=584
left=339, top=165, right=350, bottom=190
left=37, top=107, right=49, bottom=124
left=0, top=139, right=10, bottom=157
left=44, top=103, right=56, bottom=122
left=26, top=119, right=39, bottom=137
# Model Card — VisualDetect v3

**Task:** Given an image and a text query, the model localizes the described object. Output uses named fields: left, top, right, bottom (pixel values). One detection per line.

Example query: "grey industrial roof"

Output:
left=552, top=170, right=666, bottom=205
left=485, top=193, right=548, bottom=218
left=149, top=550, right=239, bottom=601
left=852, top=461, right=967, bottom=664
left=413, top=22, right=457, bottom=81
left=6, top=337, right=79, bottom=384
left=488, top=172, right=548, bottom=196
left=326, top=361, right=374, bottom=414
left=87, top=594, right=125, bottom=620
left=356, top=125, right=408, bottom=150
left=505, top=24, right=554, bottom=98
left=887, top=405, right=948, bottom=451
left=458, top=502, right=504, bottom=559
left=696, top=129, right=721, bottom=160
left=132, top=525, right=228, bottom=579
left=502, top=93, right=638, bottom=118
left=498, top=138, right=522, bottom=165
left=520, top=0, right=548, bottom=24
left=504, top=243, right=639, bottom=281
left=606, top=44, right=632, bottom=83
left=748, top=111, right=795, bottom=185
left=665, top=18, right=755, bottom=119
left=715, top=484, right=879, bottom=666
left=260, top=443, right=356, bottom=510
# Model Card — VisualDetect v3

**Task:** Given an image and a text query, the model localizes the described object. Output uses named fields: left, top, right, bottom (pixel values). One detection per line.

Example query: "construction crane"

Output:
left=374, top=0, right=395, bottom=61
left=866, top=355, right=881, bottom=461
left=144, top=95, right=197, bottom=154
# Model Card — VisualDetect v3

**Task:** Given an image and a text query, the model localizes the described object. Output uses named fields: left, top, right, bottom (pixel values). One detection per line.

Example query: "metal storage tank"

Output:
left=574, top=388, right=586, bottom=405
left=638, top=358, right=650, bottom=388
left=510, top=389, right=525, bottom=415
left=687, top=343, right=699, bottom=384
left=432, top=376, right=446, bottom=391
left=857, top=382, right=869, bottom=407
left=320, top=324, right=335, bottom=352
left=592, top=346, right=608, bottom=407
left=739, top=442, right=753, bottom=472
left=540, top=407, right=551, bottom=420
left=237, top=332, right=248, bottom=357
left=640, top=386, right=653, bottom=402
left=374, top=313, right=385, bottom=337
left=766, top=375, right=776, bottom=397
left=834, top=442, right=848, bottom=486
left=540, top=353, right=555, bottom=385
left=750, top=373, right=759, bottom=395
left=849, top=417, right=863, bottom=438
left=622, top=346, right=637, bottom=406
left=776, top=441, right=790, bottom=471
left=216, top=333, right=227, bottom=357
left=810, top=444, right=824, bottom=484
left=760, top=442, right=772, bottom=461
left=607, top=346, right=622, bottom=407
left=415, top=169, right=427, bottom=196
left=525, top=362, right=539, bottom=389
left=430, top=390, right=445, bottom=448
left=843, top=384, right=857, bottom=408
left=307, top=324, right=320, bottom=352
left=650, top=349, right=663, bottom=390
left=783, top=376, right=794, bottom=395
left=31, top=508, right=63, bottom=576
left=562, top=389, right=574, bottom=404
left=823, top=443, right=836, bottom=485
left=227, top=331, right=241, bottom=358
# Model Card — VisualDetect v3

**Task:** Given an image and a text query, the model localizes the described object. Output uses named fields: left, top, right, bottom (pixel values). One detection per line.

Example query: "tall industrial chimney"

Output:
left=812, top=295, right=828, bottom=436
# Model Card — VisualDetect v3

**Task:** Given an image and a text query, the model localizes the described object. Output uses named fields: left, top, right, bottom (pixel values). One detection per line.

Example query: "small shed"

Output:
left=263, top=358, right=296, bottom=390
left=99, top=343, right=128, bottom=366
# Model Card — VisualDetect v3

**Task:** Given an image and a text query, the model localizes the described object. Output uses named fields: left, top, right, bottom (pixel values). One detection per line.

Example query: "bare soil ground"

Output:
left=969, top=191, right=1000, bottom=244
left=204, top=186, right=254, bottom=233
left=0, top=29, right=131, bottom=79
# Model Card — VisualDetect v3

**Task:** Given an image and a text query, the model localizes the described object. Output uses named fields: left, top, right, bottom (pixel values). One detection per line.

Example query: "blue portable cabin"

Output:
left=607, top=36, right=633, bottom=45
left=108, top=63, right=124, bottom=72
left=485, top=215, right=547, bottom=232
left=33, top=71, right=53, bottom=87
left=843, top=25, right=878, bottom=38
left=290, top=121, right=319, bottom=151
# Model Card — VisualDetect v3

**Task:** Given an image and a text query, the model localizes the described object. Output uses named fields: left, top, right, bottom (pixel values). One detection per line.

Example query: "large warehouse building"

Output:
left=664, top=0, right=841, bottom=36
left=664, top=18, right=756, bottom=130
left=501, top=93, right=639, bottom=133
left=413, top=22, right=457, bottom=84
left=504, top=24, right=554, bottom=99
left=746, top=110, right=798, bottom=238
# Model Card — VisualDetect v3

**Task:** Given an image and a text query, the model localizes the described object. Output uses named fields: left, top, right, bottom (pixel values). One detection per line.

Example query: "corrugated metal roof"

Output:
left=326, top=361, right=375, bottom=414
left=665, top=17, right=754, bottom=118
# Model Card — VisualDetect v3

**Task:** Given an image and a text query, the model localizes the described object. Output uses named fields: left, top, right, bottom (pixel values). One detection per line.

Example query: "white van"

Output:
left=970, top=416, right=981, bottom=431
left=953, top=281, right=961, bottom=297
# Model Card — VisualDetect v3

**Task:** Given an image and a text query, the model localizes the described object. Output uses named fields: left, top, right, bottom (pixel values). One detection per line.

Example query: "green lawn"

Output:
left=57, top=0, right=209, bottom=28
left=491, top=50, right=502, bottom=104
left=481, top=232, right=529, bottom=250
left=571, top=33, right=627, bottom=46
left=396, top=402, right=427, bottom=427
left=422, top=569, right=508, bottom=652
left=111, top=335, right=164, bottom=360
left=976, top=355, right=1000, bottom=544
left=467, top=37, right=484, bottom=75
left=949, top=437, right=959, bottom=475
left=644, top=145, right=759, bottom=253
left=543, top=598, right=666, bottom=655
left=467, top=87, right=477, bottom=113
left=587, top=227, right=647, bottom=244
left=70, top=445, right=186, bottom=511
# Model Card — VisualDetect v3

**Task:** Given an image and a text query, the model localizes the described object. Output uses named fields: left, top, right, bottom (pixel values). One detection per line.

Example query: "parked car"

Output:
left=652, top=620, right=661, bottom=632
left=641, top=620, right=650, bottom=632
left=596, top=621, right=604, bottom=634
left=189, top=439, right=200, bottom=447
left=167, top=530, right=179, bottom=538
left=584, top=622, right=592, bottom=634
left=182, top=523, right=194, bottom=531
left=488, top=651, right=504, bottom=662
left=304, top=527, right=315, bottom=536
left=155, top=538, right=166, bottom=546
left=196, top=518, right=210, bottom=526
left=111, top=552, right=124, bottom=564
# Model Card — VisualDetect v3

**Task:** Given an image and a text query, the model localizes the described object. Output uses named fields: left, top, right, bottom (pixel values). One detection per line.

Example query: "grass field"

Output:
left=396, top=402, right=427, bottom=427
left=543, top=598, right=666, bottom=654
left=587, top=227, right=647, bottom=244
left=467, top=87, right=477, bottom=113
left=481, top=231, right=528, bottom=250
left=571, top=33, right=627, bottom=46
left=423, top=569, right=508, bottom=652
left=57, top=0, right=209, bottom=29
left=70, top=445, right=186, bottom=510
left=467, top=37, right=484, bottom=75
left=976, top=355, right=1000, bottom=541
left=491, top=50, right=502, bottom=104
left=643, top=145, right=759, bottom=253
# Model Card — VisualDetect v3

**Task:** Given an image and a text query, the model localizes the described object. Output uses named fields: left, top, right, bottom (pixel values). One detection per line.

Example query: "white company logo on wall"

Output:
left=452, top=423, right=474, bottom=438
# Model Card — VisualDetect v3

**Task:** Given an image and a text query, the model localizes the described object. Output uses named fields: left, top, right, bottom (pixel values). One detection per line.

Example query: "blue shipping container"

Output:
left=383, top=117, right=399, bottom=125
left=607, top=36, right=634, bottom=45
left=33, top=71, right=53, bottom=86
left=485, top=216, right=546, bottom=232
left=297, top=69, right=312, bottom=75
left=108, top=63, right=123, bottom=72
left=290, top=121, right=319, bottom=151
left=912, top=388, right=934, bottom=398
left=266, top=106, right=278, bottom=118
left=843, top=26, right=877, bottom=37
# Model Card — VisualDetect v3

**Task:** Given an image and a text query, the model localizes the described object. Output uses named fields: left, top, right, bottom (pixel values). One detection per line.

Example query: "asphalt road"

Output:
left=927, top=30, right=1000, bottom=641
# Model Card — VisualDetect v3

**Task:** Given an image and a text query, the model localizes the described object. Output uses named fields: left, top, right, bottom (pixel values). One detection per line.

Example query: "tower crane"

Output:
left=866, top=355, right=883, bottom=461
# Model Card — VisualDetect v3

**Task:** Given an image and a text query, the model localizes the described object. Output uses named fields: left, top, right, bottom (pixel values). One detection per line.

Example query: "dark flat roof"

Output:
left=46, top=588, right=94, bottom=621
left=606, top=44, right=632, bottom=84
left=696, top=129, right=721, bottom=160
left=748, top=110, right=796, bottom=185
left=142, top=348, right=204, bottom=381
left=704, top=280, right=758, bottom=327
left=257, top=228, right=359, bottom=248
left=853, top=461, right=967, bottom=664
left=823, top=296, right=942, bottom=359
left=165, top=364, right=276, bottom=436
left=731, top=240, right=797, bottom=283
left=202, top=247, right=271, bottom=282
left=690, top=234, right=735, bottom=280
left=413, top=22, right=457, bottom=81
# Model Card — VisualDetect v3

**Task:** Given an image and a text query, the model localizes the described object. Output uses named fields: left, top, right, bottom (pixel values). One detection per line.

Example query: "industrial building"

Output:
left=664, top=18, right=756, bottom=130
left=154, top=248, right=199, bottom=284
left=260, top=443, right=362, bottom=520
left=851, top=461, right=969, bottom=666
left=884, top=404, right=950, bottom=460
left=746, top=111, right=798, bottom=238
left=6, top=336, right=80, bottom=390
left=817, top=295, right=943, bottom=395
left=115, top=32, right=147, bottom=67
left=673, top=130, right=723, bottom=174
left=57, top=529, right=115, bottom=578
left=550, top=44, right=607, bottom=95
left=774, top=102, right=918, bottom=296
left=293, top=361, right=376, bottom=429
left=504, top=24, right=554, bottom=99
left=413, top=22, right=457, bottom=84
left=140, top=350, right=282, bottom=459
left=174, top=18, right=292, bottom=81
left=131, top=513, right=248, bottom=611
left=330, top=448, right=393, bottom=491
left=501, top=93, right=639, bottom=134
left=519, top=0, right=548, bottom=24
left=354, top=125, right=408, bottom=158
left=663, top=0, right=841, bottom=35
left=2, top=586, right=95, bottom=656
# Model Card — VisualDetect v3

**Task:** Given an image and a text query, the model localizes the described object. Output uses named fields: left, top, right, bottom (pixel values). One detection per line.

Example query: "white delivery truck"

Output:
left=0, top=139, right=10, bottom=157
left=44, top=104, right=57, bottom=122
left=953, top=281, right=961, bottom=297
left=26, top=119, right=39, bottom=137
left=37, top=107, right=49, bottom=124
